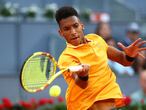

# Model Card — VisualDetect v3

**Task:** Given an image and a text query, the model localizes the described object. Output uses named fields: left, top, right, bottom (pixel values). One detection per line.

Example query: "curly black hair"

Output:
left=55, top=6, right=79, bottom=24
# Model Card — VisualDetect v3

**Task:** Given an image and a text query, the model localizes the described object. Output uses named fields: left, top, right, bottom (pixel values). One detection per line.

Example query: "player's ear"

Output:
left=58, top=29, right=63, bottom=38
left=81, top=23, right=85, bottom=30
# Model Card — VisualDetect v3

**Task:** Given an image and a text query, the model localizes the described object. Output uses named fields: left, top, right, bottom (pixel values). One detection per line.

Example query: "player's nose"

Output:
left=70, top=27, right=77, bottom=34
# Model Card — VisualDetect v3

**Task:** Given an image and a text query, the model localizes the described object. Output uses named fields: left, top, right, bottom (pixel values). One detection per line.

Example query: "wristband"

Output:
left=126, top=55, right=135, bottom=62
left=78, top=75, right=89, bottom=81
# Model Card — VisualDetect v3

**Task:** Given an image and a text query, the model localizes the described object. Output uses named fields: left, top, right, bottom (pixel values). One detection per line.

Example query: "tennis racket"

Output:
left=20, top=52, right=82, bottom=93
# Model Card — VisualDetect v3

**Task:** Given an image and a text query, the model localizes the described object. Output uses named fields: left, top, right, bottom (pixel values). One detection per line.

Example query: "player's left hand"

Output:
left=117, top=38, right=146, bottom=58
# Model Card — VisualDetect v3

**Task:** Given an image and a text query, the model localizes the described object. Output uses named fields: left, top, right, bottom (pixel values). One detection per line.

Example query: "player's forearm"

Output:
left=117, top=51, right=135, bottom=66
left=75, top=75, right=88, bottom=89
left=108, top=46, right=135, bottom=66
left=72, top=73, right=88, bottom=89
left=72, top=64, right=89, bottom=89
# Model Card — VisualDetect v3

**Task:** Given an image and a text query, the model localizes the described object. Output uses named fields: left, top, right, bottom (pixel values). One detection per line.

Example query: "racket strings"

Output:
left=22, top=55, right=55, bottom=91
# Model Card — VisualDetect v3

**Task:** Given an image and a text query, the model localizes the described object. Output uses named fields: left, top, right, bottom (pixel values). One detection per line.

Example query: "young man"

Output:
left=55, top=6, right=146, bottom=110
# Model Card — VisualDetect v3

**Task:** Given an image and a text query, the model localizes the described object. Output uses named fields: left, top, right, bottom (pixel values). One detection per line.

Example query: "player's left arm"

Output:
left=107, top=38, right=146, bottom=66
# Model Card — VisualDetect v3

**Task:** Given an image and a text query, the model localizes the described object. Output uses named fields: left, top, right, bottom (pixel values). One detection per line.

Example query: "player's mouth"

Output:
left=71, top=36, right=79, bottom=40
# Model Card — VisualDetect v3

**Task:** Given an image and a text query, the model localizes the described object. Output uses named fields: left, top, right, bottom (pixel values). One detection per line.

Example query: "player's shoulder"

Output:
left=58, top=48, right=71, bottom=62
left=85, top=33, right=108, bottom=49
left=58, top=50, right=67, bottom=65
left=85, top=33, right=103, bottom=41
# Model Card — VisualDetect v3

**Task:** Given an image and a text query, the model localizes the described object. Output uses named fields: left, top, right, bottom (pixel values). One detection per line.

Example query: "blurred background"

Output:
left=0, top=0, right=146, bottom=108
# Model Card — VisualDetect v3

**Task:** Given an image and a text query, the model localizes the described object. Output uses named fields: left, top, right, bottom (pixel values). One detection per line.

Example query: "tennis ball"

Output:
left=49, top=85, right=61, bottom=97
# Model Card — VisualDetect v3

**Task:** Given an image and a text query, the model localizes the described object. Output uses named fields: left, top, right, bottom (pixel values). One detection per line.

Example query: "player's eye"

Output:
left=73, top=23, right=79, bottom=28
left=63, top=27, right=70, bottom=31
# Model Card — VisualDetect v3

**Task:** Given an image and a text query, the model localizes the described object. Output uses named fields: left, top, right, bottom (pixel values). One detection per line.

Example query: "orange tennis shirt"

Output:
left=58, top=34, right=124, bottom=110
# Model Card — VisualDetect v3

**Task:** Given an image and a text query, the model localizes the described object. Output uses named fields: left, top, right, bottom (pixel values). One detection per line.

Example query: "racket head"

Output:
left=20, top=52, right=57, bottom=93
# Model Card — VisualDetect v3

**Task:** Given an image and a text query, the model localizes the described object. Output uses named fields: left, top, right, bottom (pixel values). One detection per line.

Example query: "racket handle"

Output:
left=68, top=65, right=83, bottom=72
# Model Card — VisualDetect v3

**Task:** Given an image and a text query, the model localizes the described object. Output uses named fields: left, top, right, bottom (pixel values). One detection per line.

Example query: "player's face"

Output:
left=58, top=16, right=85, bottom=46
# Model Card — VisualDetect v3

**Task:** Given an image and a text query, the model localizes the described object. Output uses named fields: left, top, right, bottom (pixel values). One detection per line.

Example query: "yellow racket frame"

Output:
left=20, top=52, right=67, bottom=93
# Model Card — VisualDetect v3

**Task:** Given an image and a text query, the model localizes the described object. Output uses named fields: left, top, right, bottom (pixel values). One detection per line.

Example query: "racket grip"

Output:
left=68, top=65, right=83, bottom=72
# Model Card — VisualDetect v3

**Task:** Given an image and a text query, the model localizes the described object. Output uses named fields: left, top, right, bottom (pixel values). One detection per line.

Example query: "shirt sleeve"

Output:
left=58, top=53, right=80, bottom=82
left=98, top=35, right=108, bottom=51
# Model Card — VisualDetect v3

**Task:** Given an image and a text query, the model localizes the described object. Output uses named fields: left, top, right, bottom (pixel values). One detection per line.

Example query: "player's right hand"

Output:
left=78, top=64, right=90, bottom=77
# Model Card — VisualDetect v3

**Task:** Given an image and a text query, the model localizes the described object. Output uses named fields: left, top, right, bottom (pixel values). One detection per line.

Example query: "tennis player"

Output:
left=55, top=6, right=146, bottom=110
